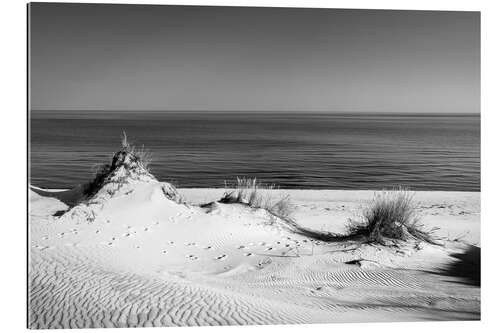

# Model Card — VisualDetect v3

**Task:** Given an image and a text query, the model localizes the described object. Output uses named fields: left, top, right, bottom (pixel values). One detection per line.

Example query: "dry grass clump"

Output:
left=82, top=132, right=153, bottom=198
left=347, top=188, right=438, bottom=244
left=127, top=145, right=153, bottom=171
left=121, top=131, right=152, bottom=171
left=219, top=177, right=294, bottom=222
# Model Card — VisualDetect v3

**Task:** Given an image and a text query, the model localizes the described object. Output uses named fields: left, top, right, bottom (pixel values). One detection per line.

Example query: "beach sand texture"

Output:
left=28, top=162, right=480, bottom=328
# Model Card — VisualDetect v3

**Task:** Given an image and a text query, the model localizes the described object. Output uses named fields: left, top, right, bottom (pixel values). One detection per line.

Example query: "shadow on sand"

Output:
left=437, top=245, right=480, bottom=287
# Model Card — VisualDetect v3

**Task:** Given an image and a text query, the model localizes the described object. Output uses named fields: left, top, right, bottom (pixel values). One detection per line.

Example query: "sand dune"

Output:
left=28, top=151, right=480, bottom=328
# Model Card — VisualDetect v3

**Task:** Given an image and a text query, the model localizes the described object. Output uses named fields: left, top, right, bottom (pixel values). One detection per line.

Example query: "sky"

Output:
left=29, top=3, right=480, bottom=113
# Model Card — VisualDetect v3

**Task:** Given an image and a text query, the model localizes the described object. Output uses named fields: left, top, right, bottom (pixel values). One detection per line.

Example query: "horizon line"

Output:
left=30, top=109, right=480, bottom=115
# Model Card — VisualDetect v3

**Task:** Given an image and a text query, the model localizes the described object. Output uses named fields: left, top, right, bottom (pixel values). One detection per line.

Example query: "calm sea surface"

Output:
left=29, top=112, right=480, bottom=191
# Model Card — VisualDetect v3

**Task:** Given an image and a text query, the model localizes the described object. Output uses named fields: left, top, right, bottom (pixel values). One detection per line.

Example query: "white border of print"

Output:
left=1, top=0, right=497, bottom=333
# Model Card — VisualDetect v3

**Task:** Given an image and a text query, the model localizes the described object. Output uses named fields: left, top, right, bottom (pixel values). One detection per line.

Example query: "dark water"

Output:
left=29, top=112, right=480, bottom=191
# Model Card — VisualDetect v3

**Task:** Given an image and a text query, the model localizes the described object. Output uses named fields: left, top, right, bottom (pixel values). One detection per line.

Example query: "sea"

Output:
left=29, top=111, right=480, bottom=191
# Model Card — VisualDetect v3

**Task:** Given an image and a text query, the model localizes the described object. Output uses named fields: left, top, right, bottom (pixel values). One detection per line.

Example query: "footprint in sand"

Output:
left=95, top=230, right=100, bottom=234
left=184, top=242, right=197, bottom=247
left=162, top=250, right=168, bottom=254
left=259, top=242, right=267, bottom=246
left=135, top=245, right=141, bottom=249
left=36, top=245, right=54, bottom=251
left=204, top=246, right=213, bottom=250
left=237, top=245, right=246, bottom=249
left=244, top=253, right=254, bottom=257
left=144, top=227, right=150, bottom=232
left=42, top=236, right=49, bottom=240
left=257, top=259, right=272, bottom=268
left=155, top=221, right=160, bottom=225
left=186, top=254, right=199, bottom=260
left=266, top=247, right=274, bottom=251
left=215, top=254, right=227, bottom=260
left=167, top=241, right=175, bottom=245
left=57, top=232, right=65, bottom=238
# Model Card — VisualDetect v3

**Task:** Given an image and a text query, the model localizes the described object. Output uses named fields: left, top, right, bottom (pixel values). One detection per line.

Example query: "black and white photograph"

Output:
left=27, top=2, right=480, bottom=329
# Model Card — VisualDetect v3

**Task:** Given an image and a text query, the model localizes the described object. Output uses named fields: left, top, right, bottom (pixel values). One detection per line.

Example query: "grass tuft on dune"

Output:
left=82, top=132, right=155, bottom=199
left=219, top=177, right=295, bottom=223
left=347, top=188, right=439, bottom=244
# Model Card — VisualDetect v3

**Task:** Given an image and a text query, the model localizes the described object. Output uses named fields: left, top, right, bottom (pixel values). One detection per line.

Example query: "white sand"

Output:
left=29, top=184, right=480, bottom=328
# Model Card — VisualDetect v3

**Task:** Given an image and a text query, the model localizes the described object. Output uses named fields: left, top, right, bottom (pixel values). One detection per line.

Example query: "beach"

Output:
left=29, top=181, right=480, bottom=328
left=26, top=4, right=482, bottom=330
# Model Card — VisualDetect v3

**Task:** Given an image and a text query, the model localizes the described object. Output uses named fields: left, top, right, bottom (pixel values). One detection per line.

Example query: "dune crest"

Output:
left=60, top=147, right=184, bottom=223
left=83, top=146, right=181, bottom=201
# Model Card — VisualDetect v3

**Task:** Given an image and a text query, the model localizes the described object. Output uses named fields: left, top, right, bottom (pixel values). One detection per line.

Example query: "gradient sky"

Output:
left=29, top=3, right=480, bottom=113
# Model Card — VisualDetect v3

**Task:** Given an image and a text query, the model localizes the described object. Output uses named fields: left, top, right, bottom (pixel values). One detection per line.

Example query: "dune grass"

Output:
left=82, top=132, right=153, bottom=198
left=218, top=181, right=436, bottom=245
left=127, top=145, right=153, bottom=171
left=346, top=188, right=438, bottom=244
left=121, top=131, right=153, bottom=171
left=219, top=177, right=294, bottom=223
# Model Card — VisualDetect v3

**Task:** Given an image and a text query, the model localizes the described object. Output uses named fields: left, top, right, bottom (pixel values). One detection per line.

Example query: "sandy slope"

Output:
left=180, top=189, right=480, bottom=245
left=28, top=183, right=480, bottom=329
